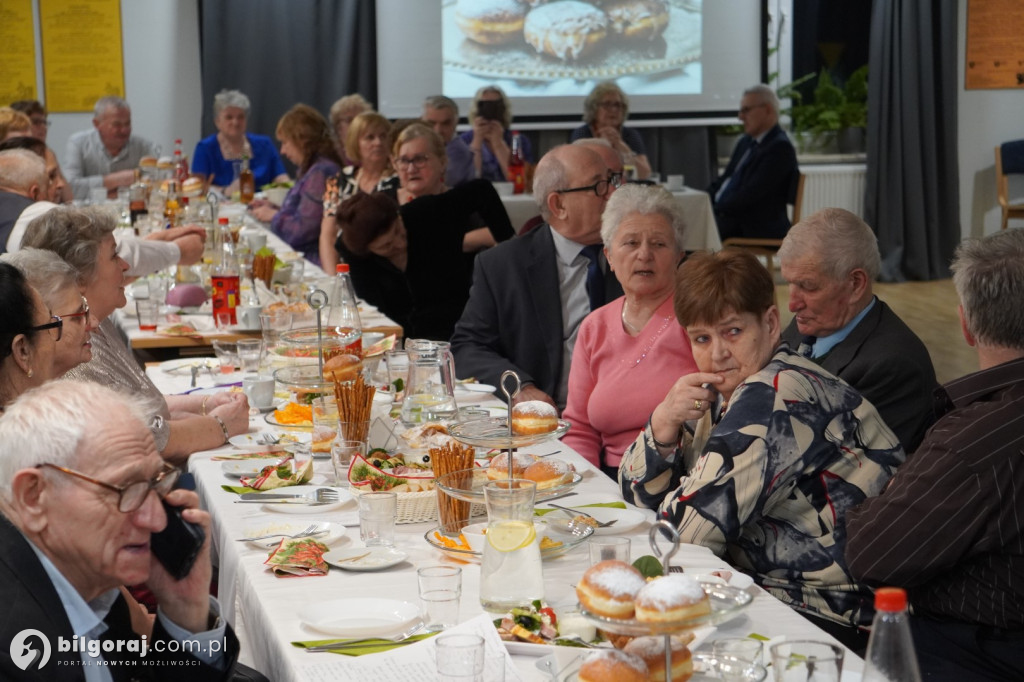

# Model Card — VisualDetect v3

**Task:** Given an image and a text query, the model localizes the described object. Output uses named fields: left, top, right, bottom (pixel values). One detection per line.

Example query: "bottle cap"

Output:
left=219, top=217, right=229, bottom=225
left=874, top=587, right=907, bottom=612
left=337, top=263, right=350, bottom=273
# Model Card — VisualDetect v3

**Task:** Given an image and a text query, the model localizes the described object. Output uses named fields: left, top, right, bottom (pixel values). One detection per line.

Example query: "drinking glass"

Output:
left=237, top=339, right=262, bottom=373
left=418, top=566, right=462, bottom=632
left=331, top=439, right=364, bottom=486
left=259, top=311, right=292, bottom=355
left=436, top=634, right=484, bottom=682
left=588, top=537, right=630, bottom=565
left=358, top=491, right=397, bottom=547
left=135, top=299, right=160, bottom=331
left=770, top=641, right=843, bottom=682
left=385, top=350, right=410, bottom=401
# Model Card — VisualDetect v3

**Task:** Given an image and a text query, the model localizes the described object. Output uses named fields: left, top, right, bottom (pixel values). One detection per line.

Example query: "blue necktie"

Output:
left=580, top=244, right=604, bottom=312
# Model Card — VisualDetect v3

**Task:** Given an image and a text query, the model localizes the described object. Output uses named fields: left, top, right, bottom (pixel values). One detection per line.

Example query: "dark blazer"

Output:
left=709, top=124, right=798, bottom=240
left=782, top=298, right=938, bottom=453
left=0, top=512, right=239, bottom=681
left=0, top=190, right=34, bottom=254
left=451, top=224, right=622, bottom=402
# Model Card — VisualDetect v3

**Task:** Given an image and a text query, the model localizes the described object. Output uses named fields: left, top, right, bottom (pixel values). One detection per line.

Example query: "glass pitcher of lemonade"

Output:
left=479, top=479, right=543, bottom=612
left=400, top=339, right=458, bottom=425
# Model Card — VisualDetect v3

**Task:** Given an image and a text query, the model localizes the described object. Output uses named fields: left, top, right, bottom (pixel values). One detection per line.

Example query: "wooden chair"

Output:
left=721, top=171, right=805, bottom=276
left=995, top=142, right=1024, bottom=230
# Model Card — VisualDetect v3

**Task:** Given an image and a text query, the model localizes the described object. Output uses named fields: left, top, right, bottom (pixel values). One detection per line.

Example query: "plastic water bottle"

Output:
left=862, top=587, right=922, bottom=682
left=326, top=263, right=362, bottom=355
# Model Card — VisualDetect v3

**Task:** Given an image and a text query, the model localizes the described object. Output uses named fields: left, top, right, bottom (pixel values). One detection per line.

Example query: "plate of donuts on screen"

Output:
left=444, top=0, right=703, bottom=80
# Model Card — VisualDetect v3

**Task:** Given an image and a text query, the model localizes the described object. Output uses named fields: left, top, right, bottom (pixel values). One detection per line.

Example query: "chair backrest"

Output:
left=1000, top=140, right=1024, bottom=174
left=788, top=171, right=806, bottom=224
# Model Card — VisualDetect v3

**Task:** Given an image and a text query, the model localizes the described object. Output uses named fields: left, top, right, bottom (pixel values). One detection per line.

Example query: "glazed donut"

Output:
left=523, top=458, right=573, bottom=490
left=578, top=649, right=648, bottom=682
left=603, top=0, right=670, bottom=41
left=634, top=574, right=711, bottom=624
left=623, top=635, right=694, bottom=682
left=524, top=1, right=608, bottom=62
left=511, top=400, right=559, bottom=435
left=455, top=0, right=527, bottom=45
left=576, top=560, right=646, bottom=619
left=486, top=451, right=535, bottom=480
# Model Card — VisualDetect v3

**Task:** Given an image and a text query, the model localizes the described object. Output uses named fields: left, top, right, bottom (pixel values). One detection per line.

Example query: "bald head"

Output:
left=0, top=149, right=47, bottom=200
left=532, top=144, right=610, bottom=244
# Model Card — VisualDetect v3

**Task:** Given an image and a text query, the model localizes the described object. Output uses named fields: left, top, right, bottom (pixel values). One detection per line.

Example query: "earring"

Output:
left=26, top=368, right=33, bottom=378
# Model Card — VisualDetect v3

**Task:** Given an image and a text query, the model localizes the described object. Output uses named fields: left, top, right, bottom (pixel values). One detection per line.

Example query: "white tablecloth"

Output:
left=500, top=187, right=722, bottom=252
left=150, top=370, right=862, bottom=681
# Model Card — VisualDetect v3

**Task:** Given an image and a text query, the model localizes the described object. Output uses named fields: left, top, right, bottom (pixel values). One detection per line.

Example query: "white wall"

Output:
left=38, top=1, right=202, bottom=168
left=956, top=0, right=1024, bottom=238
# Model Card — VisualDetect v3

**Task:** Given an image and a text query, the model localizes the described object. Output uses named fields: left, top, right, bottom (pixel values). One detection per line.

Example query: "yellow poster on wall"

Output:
left=40, top=0, right=125, bottom=112
left=0, top=0, right=37, bottom=103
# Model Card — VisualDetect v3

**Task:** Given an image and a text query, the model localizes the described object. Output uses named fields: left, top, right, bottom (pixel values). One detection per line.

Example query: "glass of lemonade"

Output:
left=479, top=479, right=543, bottom=613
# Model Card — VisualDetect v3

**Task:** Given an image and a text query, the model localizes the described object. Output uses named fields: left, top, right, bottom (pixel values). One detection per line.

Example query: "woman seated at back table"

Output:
left=21, top=206, right=250, bottom=463
left=191, top=89, right=290, bottom=196
left=570, top=82, right=652, bottom=180
left=249, top=104, right=340, bottom=267
left=459, top=85, right=533, bottom=183
left=562, top=184, right=697, bottom=480
left=319, top=111, right=399, bottom=271
left=619, top=248, right=905, bottom=651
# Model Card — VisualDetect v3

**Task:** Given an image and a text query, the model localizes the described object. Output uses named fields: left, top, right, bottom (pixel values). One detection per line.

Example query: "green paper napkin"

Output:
left=292, top=631, right=437, bottom=656
left=534, top=501, right=626, bottom=516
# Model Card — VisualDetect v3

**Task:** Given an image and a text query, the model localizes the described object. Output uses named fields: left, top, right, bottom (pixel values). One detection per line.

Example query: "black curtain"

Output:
left=864, top=0, right=960, bottom=281
left=198, top=0, right=376, bottom=171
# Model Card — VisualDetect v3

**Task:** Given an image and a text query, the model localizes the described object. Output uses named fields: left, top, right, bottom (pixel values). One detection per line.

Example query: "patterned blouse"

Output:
left=619, top=345, right=905, bottom=627
left=322, top=166, right=399, bottom=218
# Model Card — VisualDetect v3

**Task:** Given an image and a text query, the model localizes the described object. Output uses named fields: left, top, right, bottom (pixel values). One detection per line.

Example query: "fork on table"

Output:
left=236, top=523, right=326, bottom=542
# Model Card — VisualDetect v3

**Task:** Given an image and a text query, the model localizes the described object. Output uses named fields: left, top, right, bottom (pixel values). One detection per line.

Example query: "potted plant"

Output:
left=781, top=65, right=868, bottom=154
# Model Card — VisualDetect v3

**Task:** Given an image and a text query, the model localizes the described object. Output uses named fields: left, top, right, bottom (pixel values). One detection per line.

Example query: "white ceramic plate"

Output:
left=537, top=504, right=648, bottom=537
left=324, top=547, right=408, bottom=571
left=228, top=432, right=311, bottom=448
left=159, top=357, right=219, bottom=375
left=258, top=485, right=353, bottom=514
left=221, top=458, right=287, bottom=478
left=242, top=521, right=346, bottom=550
left=298, top=598, right=421, bottom=637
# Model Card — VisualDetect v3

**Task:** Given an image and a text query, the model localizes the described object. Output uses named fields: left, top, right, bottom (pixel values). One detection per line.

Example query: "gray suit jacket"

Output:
left=782, top=298, right=937, bottom=453
left=451, top=224, right=622, bottom=402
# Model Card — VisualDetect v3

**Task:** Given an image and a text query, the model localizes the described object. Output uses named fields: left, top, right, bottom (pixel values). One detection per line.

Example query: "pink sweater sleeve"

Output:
left=562, top=312, right=604, bottom=469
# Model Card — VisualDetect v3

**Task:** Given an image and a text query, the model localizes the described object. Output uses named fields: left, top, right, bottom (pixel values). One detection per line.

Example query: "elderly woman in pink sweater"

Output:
left=562, top=184, right=697, bottom=479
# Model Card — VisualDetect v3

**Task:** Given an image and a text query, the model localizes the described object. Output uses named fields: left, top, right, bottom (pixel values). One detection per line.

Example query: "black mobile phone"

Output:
left=151, top=499, right=205, bottom=580
left=477, top=99, right=504, bottom=122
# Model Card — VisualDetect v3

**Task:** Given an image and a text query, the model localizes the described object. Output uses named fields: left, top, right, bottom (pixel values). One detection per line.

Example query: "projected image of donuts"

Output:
left=443, top=0, right=702, bottom=96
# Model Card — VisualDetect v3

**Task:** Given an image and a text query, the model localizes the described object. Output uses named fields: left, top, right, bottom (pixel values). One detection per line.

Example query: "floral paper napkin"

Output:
left=265, top=537, right=330, bottom=577
left=221, top=457, right=312, bottom=494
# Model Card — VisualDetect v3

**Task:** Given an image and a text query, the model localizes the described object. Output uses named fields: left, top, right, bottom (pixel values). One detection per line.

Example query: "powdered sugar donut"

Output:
left=524, top=1, right=608, bottom=61
left=455, top=0, right=528, bottom=45
left=511, top=400, right=559, bottom=435
left=603, top=0, right=669, bottom=41
left=634, top=574, right=711, bottom=624
left=576, top=559, right=646, bottom=619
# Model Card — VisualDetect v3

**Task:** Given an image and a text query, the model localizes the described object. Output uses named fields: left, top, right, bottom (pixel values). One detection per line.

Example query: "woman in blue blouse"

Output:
left=192, top=90, right=289, bottom=196
left=458, top=86, right=532, bottom=183
left=619, top=249, right=904, bottom=651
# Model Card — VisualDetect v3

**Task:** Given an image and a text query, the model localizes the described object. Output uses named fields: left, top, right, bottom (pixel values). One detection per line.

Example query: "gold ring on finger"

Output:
left=694, top=399, right=703, bottom=410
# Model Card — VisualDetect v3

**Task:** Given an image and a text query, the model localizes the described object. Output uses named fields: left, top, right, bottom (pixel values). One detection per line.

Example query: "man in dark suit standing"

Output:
left=778, top=208, right=938, bottom=453
left=0, top=381, right=239, bottom=680
left=709, top=84, right=798, bottom=240
left=452, top=144, right=622, bottom=410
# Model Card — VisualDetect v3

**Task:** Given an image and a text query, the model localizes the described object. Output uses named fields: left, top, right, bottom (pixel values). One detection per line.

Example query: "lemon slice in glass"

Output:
left=486, top=520, right=536, bottom=552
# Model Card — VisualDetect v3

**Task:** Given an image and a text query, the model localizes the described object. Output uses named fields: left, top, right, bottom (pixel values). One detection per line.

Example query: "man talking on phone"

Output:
left=0, top=381, right=240, bottom=680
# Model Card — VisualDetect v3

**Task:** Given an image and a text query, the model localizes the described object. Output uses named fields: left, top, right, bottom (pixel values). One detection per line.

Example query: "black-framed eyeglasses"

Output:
left=394, top=154, right=432, bottom=169
left=57, top=296, right=90, bottom=327
left=555, top=179, right=611, bottom=198
left=36, top=462, right=181, bottom=513
left=29, top=316, right=63, bottom=342
left=608, top=171, right=624, bottom=189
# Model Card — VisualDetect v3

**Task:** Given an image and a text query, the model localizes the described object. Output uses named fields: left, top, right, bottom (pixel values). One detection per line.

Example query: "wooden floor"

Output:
left=775, top=278, right=976, bottom=385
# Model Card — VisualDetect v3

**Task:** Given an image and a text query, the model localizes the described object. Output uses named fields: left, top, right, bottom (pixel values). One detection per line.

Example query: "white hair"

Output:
left=744, top=84, right=780, bottom=116
left=94, top=96, right=129, bottom=119
left=0, top=381, right=150, bottom=502
left=0, top=149, right=46, bottom=192
left=213, top=89, right=251, bottom=119
left=600, top=184, right=686, bottom=251
left=1, top=248, right=79, bottom=309
left=778, top=208, right=881, bottom=282
left=951, top=228, right=1024, bottom=352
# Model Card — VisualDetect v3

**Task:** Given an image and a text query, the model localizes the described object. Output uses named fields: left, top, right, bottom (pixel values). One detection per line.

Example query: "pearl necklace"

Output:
left=622, top=301, right=673, bottom=367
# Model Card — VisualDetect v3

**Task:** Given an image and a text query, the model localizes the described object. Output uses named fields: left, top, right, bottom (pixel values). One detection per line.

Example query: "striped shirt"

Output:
left=846, top=356, right=1024, bottom=628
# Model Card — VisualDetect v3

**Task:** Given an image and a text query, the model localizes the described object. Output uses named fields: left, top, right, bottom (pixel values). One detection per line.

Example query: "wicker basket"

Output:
left=348, top=485, right=485, bottom=525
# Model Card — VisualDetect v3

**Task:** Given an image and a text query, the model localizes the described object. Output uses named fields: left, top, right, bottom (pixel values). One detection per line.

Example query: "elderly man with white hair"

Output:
left=778, top=208, right=937, bottom=452
left=64, top=96, right=159, bottom=201
left=708, top=84, right=799, bottom=241
left=0, top=381, right=239, bottom=680
left=0, top=148, right=48, bottom=253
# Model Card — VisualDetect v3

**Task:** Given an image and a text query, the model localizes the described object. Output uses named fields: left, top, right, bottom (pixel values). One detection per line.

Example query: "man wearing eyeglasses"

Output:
left=453, top=144, right=623, bottom=410
left=708, top=84, right=798, bottom=241
left=0, top=381, right=240, bottom=680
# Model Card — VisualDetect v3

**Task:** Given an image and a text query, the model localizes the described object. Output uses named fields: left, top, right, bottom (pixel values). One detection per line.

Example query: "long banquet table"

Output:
left=150, top=367, right=863, bottom=681
left=500, top=186, right=722, bottom=253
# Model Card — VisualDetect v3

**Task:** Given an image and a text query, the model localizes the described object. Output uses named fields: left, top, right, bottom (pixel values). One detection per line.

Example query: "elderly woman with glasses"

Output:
left=562, top=185, right=697, bottom=479
left=2, top=248, right=96, bottom=378
left=21, top=206, right=250, bottom=464
left=570, top=82, right=651, bottom=180
left=250, top=104, right=341, bottom=267
left=619, top=249, right=904, bottom=650
left=335, top=126, right=515, bottom=340
left=0, top=262, right=58, bottom=410
left=459, top=85, right=533, bottom=183
left=319, top=112, right=399, bottom=271
left=192, top=89, right=290, bottom=196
